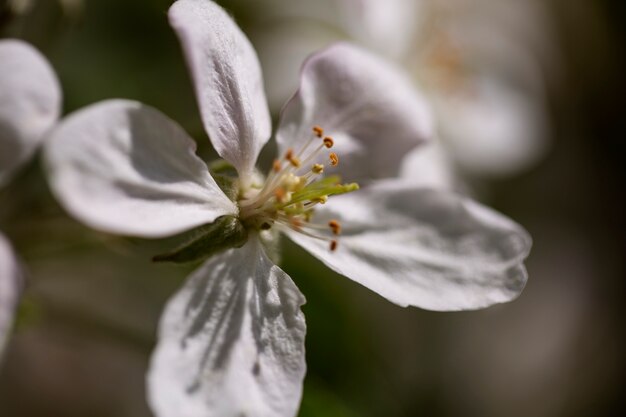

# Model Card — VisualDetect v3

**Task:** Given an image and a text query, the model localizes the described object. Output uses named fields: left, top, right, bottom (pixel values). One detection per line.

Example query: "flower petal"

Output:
left=169, top=0, right=272, bottom=179
left=0, top=233, right=22, bottom=359
left=276, top=42, right=432, bottom=183
left=286, top=181, right=531, bottom=311
left=433, top=76, right=548, bottom=177
left=148, top=237, right=306, bottom=417
left=338, top=0, right=419, bottom=60
left=0, top=39, right=61, bottom=186
left=44, top=99, right=236, bottom=238
left=399, top=140, right=456, bottom=190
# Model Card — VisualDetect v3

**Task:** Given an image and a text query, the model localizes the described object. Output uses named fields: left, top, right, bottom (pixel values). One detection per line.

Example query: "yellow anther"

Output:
left=330, top=240, right=338, bottom=251
left=312, top=126, right=324, bottom=138
left=329, top=152, right=339, bottom=166
left=284, top=148, right=301, bottom=168
left=312, top=164, right=324, bottom=174
left=323, top=136, right=334, bottom=148
left=284, top=173, right=305, bottom=190
left=272, top=159, right=282, bottom=173
left=328, top=219, right=341, bottom=235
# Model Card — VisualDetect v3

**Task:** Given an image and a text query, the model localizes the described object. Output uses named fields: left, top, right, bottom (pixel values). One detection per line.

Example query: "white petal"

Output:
left=169, top=0, right=271, bottom=179
left=0, top=39, right=61, bottom=186
left=0, top=233, right=22, bottom=359
left=148, top=237, right=306, bottom=417
left=338, top=0, right=419, bottom=60
left=399, top=140, right=456, bottom=190
left=434, top=76, right=548, bottom=177
left=44, top=99, right=236, bottom=238
left=286, top=181, right=531, bottom=311
left=276, top=42, right=432, bottom=183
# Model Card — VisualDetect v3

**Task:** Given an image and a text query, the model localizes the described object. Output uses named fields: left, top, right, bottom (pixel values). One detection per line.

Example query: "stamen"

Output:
left=329, top=152, right=339, bottom=166
left=238, top=124, right=357, bottom=255
left=274, top=187, right=291, bottom=204
left=284, top=148, right=301, bottom=168
left=328, top=219, right=341, bottom=235
left=312, top=126, right=324, bottom=138
left=312, top=164, right=324, bottom=174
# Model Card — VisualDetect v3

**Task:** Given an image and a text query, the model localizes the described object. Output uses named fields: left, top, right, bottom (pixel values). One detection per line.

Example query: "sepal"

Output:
left=153, top=215, right=248, bottom=264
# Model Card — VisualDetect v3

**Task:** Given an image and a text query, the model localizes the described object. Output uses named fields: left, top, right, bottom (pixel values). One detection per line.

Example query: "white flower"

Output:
left=252, top=0, right=552, bottom=179
left=44, top=1, right=531, bottom=416
left=0, top=39, right=61, bottom=358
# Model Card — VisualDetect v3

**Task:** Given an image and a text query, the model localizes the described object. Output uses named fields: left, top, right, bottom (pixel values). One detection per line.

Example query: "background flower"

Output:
left=245, top=0, right=555, bottom=180
left=0, top=39, right=61, bottom=359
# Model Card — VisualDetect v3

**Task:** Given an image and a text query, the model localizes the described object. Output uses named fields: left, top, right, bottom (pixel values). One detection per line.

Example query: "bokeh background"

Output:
left=0, top=0, right=623, bottom=416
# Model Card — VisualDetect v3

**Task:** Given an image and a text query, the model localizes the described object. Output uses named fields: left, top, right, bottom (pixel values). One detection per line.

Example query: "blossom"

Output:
left=44, top=1, right=531, bottom=416
left=0, top=39, right=61, bottom=358
left=251, top=0, right=552, bottom=180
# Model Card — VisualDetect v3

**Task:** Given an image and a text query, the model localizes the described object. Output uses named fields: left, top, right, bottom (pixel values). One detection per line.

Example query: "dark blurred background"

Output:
left=0, top=0, right=623, bottom=416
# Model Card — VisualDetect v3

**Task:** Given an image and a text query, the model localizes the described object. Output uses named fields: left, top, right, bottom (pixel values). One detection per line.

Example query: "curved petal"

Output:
left=44, top=99, right=236, bottom=238
left=0, top=233, right=22, bottom=359
left=169, top=0, right=271, bottom=180
left=0, top=39, right=61, bottom=186
left=276, top=42, right=432, bottom=183
left=286, top=181, right=531, bottom=311
left=148, top=237, right=306, bottom=417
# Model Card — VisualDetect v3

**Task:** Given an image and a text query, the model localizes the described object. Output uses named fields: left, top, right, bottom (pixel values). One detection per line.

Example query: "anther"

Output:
left=330, top=240, right=338, bottom=251
left=274, top=187, right=291, bottom=204
left=272, top=159, right=282, bottom=173
left=284, top=148, right=301, bottom=168
left=323, top=136, right=334, bottom=148
left=312, top=164, right=324, bottom=174
left=329, top=152, right=339, bottom=166
left=312, top=126, right=324, bottom=138
left=313, top=195, right=328, bottom=204
left=328, top=219, right=341, bottom=235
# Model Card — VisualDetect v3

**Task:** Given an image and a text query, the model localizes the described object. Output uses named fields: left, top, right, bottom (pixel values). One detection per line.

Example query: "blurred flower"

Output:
left=251, top=0, right=552, bottom=179
left=0, top=39, right=61, bottom=358
left=44, top=0, right=531, bottom=416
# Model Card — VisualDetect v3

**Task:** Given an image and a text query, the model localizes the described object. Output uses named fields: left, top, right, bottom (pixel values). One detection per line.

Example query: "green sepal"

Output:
left=152, top=215, right=248, bottom=264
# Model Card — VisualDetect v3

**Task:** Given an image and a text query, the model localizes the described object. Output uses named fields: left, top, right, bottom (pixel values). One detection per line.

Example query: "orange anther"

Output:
left=330, top=240, right=338, bottom=251
left=328, top=219, right=341, bottom=235
left=284, top=148, right=301, bottom=167
left=272, top=159, right=282, bottom=172
left=312, top=126, right=324, bottom=138
left=323, top=136, right=334, bottom=148
left=274, top=187, right=287, bottom=203
left=329, top=152, right=339, bottom=166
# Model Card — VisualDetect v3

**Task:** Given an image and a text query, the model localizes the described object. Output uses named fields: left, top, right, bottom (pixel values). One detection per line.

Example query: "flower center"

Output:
left=238, top=126, right=359, bottom=251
